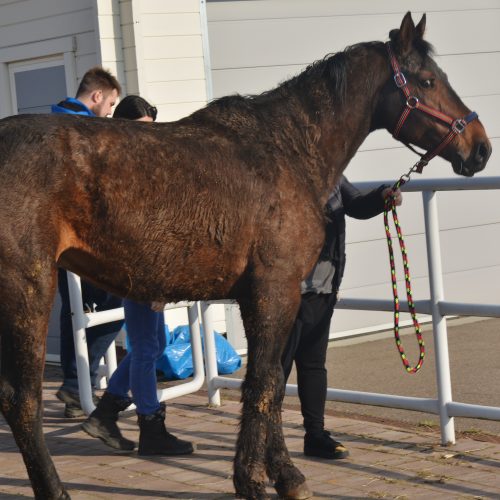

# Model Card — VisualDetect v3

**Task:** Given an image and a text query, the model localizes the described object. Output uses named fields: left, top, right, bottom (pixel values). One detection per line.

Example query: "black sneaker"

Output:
left=56, top=388, right=99, bottom=419
left=304, top=430, right=349, bottom=459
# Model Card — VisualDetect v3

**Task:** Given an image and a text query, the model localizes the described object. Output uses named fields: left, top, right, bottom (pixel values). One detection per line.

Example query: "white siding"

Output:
left=207, top=0, right=500, bottom=337
left=127, top=0, right=209, bottom=121
left=0, top=0, right=100, bottom=102
left=94, top=0, right=126, bottom=92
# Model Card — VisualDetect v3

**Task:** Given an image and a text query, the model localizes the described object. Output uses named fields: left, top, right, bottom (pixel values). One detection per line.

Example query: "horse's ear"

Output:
left=415, top=14, right=426, bottom=39
left=391, top=12, right=416, bottom=56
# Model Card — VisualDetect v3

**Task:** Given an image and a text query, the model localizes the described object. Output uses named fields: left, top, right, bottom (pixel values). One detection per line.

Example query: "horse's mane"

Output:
left=205, top=41, right=383, bottom=116
left=271, top=42, right=385, bottom=104
left=206, top=36, right=434, bottom=113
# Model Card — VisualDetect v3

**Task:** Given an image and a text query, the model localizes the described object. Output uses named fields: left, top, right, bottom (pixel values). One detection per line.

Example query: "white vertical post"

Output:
left=422, top=190, right=455, bottom=445
left=66, top=271, right=96, bottom=415
left=187, top=302, right=205, bottom=382
left=103, top=341, right=118, bottom=384
left=201, top=302, right=221, bottom=406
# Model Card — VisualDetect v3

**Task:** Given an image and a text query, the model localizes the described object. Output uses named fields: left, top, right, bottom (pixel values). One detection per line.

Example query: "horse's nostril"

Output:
left=475, top=142, right=490, bottom=164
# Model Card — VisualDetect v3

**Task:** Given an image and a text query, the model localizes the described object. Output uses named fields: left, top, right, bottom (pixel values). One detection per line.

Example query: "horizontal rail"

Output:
left=85, top=301, right=195, bottom=328
left=337, top=297, right=432, bottom=315
left=211, top=375, right=439, bottom=414
left=447, top=402, right=500, bottom=420
left=439, top=301, right=500, bottom=317
left=337, top=298, right=500, bottom=319
left=355, top=176, right=500, bottom=192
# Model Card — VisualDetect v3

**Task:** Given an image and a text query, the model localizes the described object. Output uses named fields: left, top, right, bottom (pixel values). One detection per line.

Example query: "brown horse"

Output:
left=0, top=12, right=491, bottom=500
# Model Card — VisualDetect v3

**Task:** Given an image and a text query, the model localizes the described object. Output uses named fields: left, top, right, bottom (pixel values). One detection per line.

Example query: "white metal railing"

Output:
left=203, top=176, right=500, bottom=446
left=67, top=277, right=205, bottom=415
left=67, top=176, right=500, bottom=444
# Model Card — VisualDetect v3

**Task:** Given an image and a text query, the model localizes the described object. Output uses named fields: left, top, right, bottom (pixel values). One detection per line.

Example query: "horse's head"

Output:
left=376, top=12, right=491, bottom=177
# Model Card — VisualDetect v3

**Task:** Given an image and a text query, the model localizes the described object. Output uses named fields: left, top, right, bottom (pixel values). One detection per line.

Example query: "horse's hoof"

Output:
left=59, top=490, right=71, bottom=500
left=59, top=489, right=71, bottom=500
left=275, top=480, right=312, bottom=499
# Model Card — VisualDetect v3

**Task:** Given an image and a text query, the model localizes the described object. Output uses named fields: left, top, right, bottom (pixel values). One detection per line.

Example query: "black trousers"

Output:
left=281, top=292, right=337, bottom=434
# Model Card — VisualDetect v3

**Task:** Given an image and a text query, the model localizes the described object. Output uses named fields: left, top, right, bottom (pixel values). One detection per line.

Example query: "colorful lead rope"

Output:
left=383, top=172, right=425, bottom=373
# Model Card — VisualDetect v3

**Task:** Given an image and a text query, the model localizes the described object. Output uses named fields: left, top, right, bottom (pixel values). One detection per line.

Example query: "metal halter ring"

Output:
left=452, top=118, right=467, bottom=134
left=406, top=96, right=419, bottom=109
left=394, top=72, right=407, bottom=88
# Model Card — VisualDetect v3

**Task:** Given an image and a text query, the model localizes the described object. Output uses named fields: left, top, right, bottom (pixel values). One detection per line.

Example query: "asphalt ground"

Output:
left=319, top=316, right=500, bottom=438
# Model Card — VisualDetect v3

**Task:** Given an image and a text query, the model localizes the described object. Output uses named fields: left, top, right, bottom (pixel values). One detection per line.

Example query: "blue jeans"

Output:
left=107, top=300, right=166, bottom=415
left=58, top=269, right=124, bottom=394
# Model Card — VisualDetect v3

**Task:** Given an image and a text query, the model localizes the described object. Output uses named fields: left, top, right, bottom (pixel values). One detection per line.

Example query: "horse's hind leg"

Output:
left=0, top=266, right=69, bottom=499
left=234, top=278, right=311, bottom=500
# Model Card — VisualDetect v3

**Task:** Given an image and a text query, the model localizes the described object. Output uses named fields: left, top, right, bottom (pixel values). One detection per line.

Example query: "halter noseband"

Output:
left=386, top=42, right=478, bottom=173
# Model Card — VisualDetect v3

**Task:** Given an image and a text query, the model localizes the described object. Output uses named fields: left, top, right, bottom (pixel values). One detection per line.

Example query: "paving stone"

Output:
left=1, top=382, right=500, bottom=499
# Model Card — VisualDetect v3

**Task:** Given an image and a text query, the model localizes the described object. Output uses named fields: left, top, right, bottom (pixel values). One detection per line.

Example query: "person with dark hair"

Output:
left=81, top=96, right=194, bottom=457
left=282, top=176, right=402, bottom=460
left=52, top=66, right=123, bottom=418
left=113, top=95, right=157, bottom=122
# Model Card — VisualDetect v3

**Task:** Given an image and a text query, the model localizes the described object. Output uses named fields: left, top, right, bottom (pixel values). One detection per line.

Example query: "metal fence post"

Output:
left=66, top=271, right=96, bottom=415
left=201, top=302, right=221, bottom=406
left=422, top=190, right=455, bottom=445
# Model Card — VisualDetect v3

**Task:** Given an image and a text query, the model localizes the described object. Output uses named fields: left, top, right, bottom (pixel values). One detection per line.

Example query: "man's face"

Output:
left=91, top=88, right=119, bottom=117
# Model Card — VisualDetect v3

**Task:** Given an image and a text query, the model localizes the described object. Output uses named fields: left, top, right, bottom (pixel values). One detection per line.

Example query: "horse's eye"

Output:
left=420, top=79, right=434, bottom=89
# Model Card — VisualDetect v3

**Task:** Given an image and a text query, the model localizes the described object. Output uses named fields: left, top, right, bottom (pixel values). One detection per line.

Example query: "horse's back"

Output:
left=0, top=112, right=322, bottom=304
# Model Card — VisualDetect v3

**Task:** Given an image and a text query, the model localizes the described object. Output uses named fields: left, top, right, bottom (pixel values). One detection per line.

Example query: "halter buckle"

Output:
left=394, top=72, right=407, bottom=88
left=452, top=118, right=466, bottom=134
left=406, top=96, right=419, bottom=109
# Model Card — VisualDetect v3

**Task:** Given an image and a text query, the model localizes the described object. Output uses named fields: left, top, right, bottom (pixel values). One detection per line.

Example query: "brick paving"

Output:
left=1, top=378, right=500, bottom=499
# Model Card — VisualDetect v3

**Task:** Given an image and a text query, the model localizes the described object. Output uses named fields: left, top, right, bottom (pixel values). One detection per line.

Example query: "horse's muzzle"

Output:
left=453, top=140, right=492, bottom=177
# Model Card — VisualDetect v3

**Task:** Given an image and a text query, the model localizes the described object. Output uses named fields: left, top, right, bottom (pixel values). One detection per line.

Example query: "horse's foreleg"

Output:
left=0, top=272, right=69, bottom=500
left=234, top=286, right=311, bottom=500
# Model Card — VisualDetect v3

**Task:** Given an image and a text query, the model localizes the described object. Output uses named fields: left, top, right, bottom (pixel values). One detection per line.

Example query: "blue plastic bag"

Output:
left=157, top=325, right=242, bottom=379
left=156, top=341, right=193, bottom=380
left=213, top=331, right=242, bottom=374
left=126, top=323, right=241, bottom=380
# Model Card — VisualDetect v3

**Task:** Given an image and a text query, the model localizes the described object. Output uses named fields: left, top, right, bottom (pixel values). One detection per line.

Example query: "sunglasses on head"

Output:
left=148, top=106, right=158, bottom=121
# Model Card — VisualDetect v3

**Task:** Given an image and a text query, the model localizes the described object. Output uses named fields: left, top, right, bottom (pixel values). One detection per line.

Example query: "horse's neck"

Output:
left=304, top=45, right=389, bottom=203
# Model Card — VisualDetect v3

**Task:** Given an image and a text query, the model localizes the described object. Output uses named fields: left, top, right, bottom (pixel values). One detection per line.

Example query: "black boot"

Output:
left=304, top=430, right=349, bottom=459
left=81, top=392, right=135, bottom=451
left=137, top=403, right=194, bottom=456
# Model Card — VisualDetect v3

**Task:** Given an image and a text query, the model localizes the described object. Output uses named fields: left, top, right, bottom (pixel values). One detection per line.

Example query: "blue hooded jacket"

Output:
left=51, top=97, right=95, bottom=116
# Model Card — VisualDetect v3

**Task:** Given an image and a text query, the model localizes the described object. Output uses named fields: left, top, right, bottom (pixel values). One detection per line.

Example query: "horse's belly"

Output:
left=125, top=252, right=247, bottom=303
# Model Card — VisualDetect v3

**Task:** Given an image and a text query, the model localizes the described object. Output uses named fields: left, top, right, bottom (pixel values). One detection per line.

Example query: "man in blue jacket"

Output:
left=282, top=176, right=402, bottom=459
left=52, top=66, right=120, bottom=117
left=52, top=66, right=124, bottom=417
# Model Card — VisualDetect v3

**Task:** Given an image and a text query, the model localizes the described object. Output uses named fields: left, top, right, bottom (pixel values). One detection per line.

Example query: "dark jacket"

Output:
left=302, top=176, right=387, bottom=294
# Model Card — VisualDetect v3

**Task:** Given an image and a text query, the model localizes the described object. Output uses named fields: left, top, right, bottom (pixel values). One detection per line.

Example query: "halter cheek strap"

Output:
left=386, top=42, right=478, bottom=173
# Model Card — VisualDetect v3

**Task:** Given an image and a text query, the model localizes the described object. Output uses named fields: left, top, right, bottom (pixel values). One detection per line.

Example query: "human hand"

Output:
left=151, top=301, right=166, bottom=312
left=382, top=187, right=403, bottom=206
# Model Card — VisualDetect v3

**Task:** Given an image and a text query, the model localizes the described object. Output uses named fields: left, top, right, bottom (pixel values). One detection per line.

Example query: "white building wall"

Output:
left=0, top=0, right=102, bottom=118
left=206, top=0, right=500, bottom=338
left=93, top=0, right=127, bottom=94
left=126, top=0, right=209, bottom=121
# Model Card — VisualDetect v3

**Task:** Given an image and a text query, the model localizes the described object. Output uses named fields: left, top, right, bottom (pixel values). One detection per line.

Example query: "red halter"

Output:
left=386, top=42, right=478, bottom=173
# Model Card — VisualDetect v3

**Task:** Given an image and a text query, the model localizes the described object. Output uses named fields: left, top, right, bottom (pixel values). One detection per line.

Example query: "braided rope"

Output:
left=383, top=175, right=425, bottom=373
